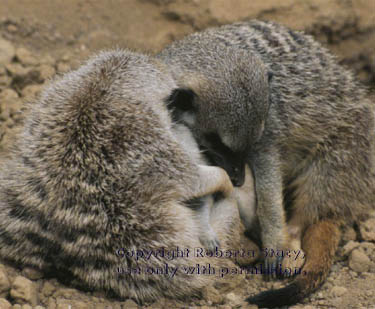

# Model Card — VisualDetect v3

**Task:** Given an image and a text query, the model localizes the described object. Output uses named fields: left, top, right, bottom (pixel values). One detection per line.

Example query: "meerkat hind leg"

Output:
left=282, top=209, right=306, bottom=277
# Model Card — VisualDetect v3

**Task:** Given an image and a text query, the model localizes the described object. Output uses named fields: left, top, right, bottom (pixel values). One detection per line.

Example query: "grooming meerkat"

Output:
left=157, top=20, right=375, bottom=307
left=0, top=49, right=256, bottom=303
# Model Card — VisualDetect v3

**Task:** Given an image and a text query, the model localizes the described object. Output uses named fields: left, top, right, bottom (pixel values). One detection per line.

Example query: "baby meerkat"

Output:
left=158, top=20, right=375, bottom=307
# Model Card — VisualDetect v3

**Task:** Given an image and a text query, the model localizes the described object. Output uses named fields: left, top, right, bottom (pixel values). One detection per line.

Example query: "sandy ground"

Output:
left=0, top=1, right=374, bottom=308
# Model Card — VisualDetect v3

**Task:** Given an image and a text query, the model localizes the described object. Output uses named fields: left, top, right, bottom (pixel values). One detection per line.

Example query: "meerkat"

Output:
left=0, top=49, right=254, bottom=303
left=157, top=20, right=375, bottom=307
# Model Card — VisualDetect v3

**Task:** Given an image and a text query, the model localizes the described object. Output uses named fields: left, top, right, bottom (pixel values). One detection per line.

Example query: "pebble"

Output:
left=224, top=292, right=242, bottom=305
left=21, top=84, right=43, bottom=99
left=21, top=267, right=43, bottom=281
left=56, top=304, right=71, bottom=309
left=342, top=226, right=357, bottom=242
left=10, top=276, right=38, bottom=306
left=0, top=88, right=19, bottom=101
left=5, top=63, right=30, bottom=78
left=343, top=240, right=360, bottom=256
left=0, top=267, right=11, bottom=296
left=359, top=218, right=375, bottom=241
left=0, top=37, right=15, bottom=65
left=349, top=249, right=371, bottom=273
left=330, top=286, right=347, bottom=297
left=0, top=75, right=11, bottom=89
left=0, top=298, right=12, bottom=309
left=69, top=301, right=90, bottom=309
left=123, top=299, right=138, bottom=308
left=15, top=47, right=39, bottom=66
left=56, top=62, right=70, bottom=73
left=41, top=281, right=56, bottom=298
left=38, top=64, right=56, bottom=81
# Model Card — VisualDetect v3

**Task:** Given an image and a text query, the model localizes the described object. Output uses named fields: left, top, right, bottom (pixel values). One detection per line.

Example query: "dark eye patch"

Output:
left=204, top=133, right=235, bottom=155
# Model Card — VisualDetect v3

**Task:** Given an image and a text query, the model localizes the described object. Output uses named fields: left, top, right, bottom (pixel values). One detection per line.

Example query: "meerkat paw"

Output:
left=263, top=254, right=283, bottom=281
left=281, top=240, right=305, bottom=278
left=199, top=228, right=221, bottom=251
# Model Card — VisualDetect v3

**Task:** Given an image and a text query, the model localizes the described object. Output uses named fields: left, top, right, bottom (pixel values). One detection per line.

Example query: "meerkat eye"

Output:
left=167, top=88, right=196, bottom=111
left=205, top=133, right=234, bottom=154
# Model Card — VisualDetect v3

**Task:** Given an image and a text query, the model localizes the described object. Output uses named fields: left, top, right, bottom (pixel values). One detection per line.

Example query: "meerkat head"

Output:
left=167, top=52, right=272, bottom=187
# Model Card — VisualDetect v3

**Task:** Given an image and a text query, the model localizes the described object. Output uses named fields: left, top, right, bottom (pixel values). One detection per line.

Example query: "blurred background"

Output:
left=1, top=0, right=374, bottom=85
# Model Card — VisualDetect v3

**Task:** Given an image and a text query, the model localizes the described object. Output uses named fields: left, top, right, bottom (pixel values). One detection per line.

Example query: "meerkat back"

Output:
left=0, top=50, right=239, bottom=302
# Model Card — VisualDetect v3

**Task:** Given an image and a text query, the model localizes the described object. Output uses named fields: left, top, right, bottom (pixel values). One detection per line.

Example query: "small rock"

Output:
left=61, top=53, right=71, bottom=62
left=330, top=286, right=347, bottom=297
left=34, top=306, right=46, bottom=309
left=41, top=281, right=55, bottom=297
left=56, top=304, right=71, bottom=309
left=21, top=305, right=32, bottom=309
left=7, top=24, right=18, bottom=33
left=343, top=240, right=360, bottom=256
left=39, top=55, right=55, bottom=65
left=359, top=218, right=375, bottom=241
left=0, top=75, right=11, bottom=89
left=0, top=267, right=10, bottom=296
left=342, top=226, right=357, bottom=242
left=15, top=47, right=38, bottom=66
left=53, top=288, right=78, bottom=299
left=38, top=64, right=56, bottom=81
left=10, top=276, right=38, bottom=306
left=21, top=84, right=43, bottom=99
left=5, top=63, right=30, bottom=77
left=21, top=267, right=43, bottom=280
left=70, top=301, right=90, bottom=309
left=224, top=292, right=242, bottom=305
left=0, top=88, right=19, bottom=101
left=349, top=249, right=371, bottom=273
left=12, top=304, right=22, bottom=309
left=0, top=298, right=12, bottom=309
left=202, top=286, right=223, bottom=305
left=56, top=62, right=70, bottom=73
left=123, top=299, right=138, bottom=308
left=47, top=298, right=56, bottom=309
left=0, top=37, right=15, bottom=65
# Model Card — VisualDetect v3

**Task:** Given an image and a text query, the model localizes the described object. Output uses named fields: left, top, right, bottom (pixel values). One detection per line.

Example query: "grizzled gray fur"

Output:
left=158, top=20, right=375, bottom=307
left=0, top=49, right=246, bottom=302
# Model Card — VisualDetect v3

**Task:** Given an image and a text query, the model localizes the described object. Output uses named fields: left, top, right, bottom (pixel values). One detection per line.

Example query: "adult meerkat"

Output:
left=158, top=20, right=375, bottom=307
left=0, top=49, right=253, bottom=303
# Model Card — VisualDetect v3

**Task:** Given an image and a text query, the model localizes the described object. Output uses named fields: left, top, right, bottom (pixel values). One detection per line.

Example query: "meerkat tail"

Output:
left=247, top=219, right=341, bottom=308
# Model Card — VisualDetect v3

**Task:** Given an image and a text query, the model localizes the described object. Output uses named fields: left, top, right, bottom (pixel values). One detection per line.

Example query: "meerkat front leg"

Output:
left=251, top=150, right=287, bottom=280
left=193, top=165, right=234, bottom=198
left=195, top=196, right=221, bottom=251
left=234, top=165, right=257, bottom=230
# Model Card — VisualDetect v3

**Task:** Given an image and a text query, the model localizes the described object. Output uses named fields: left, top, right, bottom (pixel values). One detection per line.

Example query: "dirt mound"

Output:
left=0, top=1, right=374, bottom=308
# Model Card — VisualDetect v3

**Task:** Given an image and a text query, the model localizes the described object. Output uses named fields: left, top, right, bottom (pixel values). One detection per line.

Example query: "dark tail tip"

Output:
left=247, top=282, right=305, bottom=309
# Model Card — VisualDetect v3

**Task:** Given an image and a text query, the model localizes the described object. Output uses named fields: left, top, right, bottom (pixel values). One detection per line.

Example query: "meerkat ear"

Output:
left=167, top=88, right=196, bottom=111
